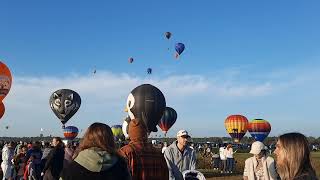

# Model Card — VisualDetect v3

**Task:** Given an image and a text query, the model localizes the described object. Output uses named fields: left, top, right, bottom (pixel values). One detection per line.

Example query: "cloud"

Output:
left=2, top=65, right=320, bottom=137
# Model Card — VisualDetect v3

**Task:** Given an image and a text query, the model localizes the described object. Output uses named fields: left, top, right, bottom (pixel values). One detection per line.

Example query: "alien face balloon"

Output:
left=49, top=89, right=81, bottom=125
left=0, top=61, right=12, bottom=101
left=126, top=84, right=166, bottom=132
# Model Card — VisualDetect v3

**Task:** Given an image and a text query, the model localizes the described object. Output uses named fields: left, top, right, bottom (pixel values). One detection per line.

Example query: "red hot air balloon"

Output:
left=63, top=126, right=79, bottom=140
left=158, top=107, right=177, bottom=137
left=0, top=102, right=5, bottom=119
left=224, top=115, right=249, bottom=143
left=247, top=119, right=271, bottom=142
left=0, top=61, right=12, bottom=102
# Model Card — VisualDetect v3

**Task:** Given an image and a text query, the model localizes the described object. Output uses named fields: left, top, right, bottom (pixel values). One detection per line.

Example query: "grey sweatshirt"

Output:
left=164, top=141, right=196, bottom=180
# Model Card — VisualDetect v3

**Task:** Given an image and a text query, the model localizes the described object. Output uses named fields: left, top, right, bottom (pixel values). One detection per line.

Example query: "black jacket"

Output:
left=43, top=144, right=65, bottom=180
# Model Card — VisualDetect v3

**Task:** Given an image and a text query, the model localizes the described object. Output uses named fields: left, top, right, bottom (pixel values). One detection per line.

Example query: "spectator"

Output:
left=243, top=141, right=278, bottom=180
left=60, top=122, right=130, bottom=180
left=41, top=137, right=65, bottom=180
left=119, top=119, right=168, bottom=180
left=274, top=132, right=317, bottom=180
left=219, top=144, right=227, bottom=173
left=164, top=130, right=196, bottom=180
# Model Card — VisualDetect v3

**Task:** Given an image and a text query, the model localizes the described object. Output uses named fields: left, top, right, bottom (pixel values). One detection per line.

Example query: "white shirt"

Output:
left=225, top=148, right=234, bottom=158
left=219, top=147, right=226, bottom=160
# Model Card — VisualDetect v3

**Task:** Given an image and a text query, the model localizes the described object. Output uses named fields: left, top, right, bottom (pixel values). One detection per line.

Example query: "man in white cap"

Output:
left=164, top=130, right=197, bottom=180
left=243, top=141, right=278, bottom=180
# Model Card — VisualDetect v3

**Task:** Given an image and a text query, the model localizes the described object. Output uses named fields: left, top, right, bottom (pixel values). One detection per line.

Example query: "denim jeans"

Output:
left=227, top=158, right=234, bottom=172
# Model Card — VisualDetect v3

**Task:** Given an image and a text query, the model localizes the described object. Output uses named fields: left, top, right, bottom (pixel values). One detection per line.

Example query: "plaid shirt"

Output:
left=119, top=141, right=169, bottom=180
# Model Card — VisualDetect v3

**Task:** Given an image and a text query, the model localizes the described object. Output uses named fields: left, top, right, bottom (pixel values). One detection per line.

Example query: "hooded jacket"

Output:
left=164, top=141, right=197, bottom=180
left=119, top=119, right=169, bottom=180
left=60, top=147, right=130, bottom=180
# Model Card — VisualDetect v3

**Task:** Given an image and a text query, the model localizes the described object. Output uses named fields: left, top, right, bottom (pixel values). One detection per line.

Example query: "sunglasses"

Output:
left=180, top=135, right=190, bottom=139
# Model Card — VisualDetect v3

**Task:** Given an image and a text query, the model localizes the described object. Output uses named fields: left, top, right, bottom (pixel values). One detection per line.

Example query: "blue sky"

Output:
left=0, top=1, right=320, bottom=138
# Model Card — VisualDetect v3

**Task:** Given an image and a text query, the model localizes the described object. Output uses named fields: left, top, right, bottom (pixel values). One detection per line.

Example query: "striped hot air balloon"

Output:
left=224, top=115, right=249, bottom=143
left=158, top=107, right=177, bottom=137
left=63, top=126, right=79, bottom=140
left=247, top=119, right=271, bottom=142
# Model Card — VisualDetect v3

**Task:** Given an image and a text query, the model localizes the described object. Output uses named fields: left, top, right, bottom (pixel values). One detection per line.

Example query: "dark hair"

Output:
left=53, top=137, right=64, bottom=148
left=44, top=142, right=50, bottom=148
left=78, top=122, right=116, bottom=154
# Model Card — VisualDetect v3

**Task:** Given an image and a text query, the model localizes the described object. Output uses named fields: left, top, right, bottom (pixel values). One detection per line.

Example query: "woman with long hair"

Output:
left=274, top=132, right=318, bottom=180
left=60, top=122, right=131, bottom=180
left=225, top=144, right=235, bottom=173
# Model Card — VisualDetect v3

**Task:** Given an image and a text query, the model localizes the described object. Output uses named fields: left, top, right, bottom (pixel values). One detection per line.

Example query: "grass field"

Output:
left=197, top=151, right=320, bottom=179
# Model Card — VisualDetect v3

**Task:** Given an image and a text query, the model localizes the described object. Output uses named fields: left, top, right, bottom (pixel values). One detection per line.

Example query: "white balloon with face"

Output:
left=126, top=93, right=135, bottom=120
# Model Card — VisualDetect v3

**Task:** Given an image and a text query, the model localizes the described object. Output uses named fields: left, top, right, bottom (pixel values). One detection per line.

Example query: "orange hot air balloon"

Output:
left=0, top=61, right=12, bottom=101
left=0, top=102, right=5, bottom=119
left=224, top=115, right=249, bottom=143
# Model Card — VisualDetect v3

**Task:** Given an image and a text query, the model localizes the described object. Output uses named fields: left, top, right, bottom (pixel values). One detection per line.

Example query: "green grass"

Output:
left=197, top=151, right=320, bottom=179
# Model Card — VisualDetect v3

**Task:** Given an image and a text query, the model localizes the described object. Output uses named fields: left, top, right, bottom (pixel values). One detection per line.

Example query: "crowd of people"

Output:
left=0, top=123, right=318, bottom=180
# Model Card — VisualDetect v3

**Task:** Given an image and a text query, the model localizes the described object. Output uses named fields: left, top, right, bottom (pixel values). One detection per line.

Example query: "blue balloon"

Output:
left=175, top=43, right=185, bottom=55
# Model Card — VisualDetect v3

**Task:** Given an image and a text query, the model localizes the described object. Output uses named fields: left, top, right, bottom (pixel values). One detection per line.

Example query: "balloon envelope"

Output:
left=247, top=119, right=271, bottom=142
left=63, top=126, right=79, bottom=140
left=0, top=102, right=5, bottom=119
left=111, top=125, right=124, bottom=141
left=175, top=43, right=185, bottom=55
left=225, top=115, right=249, bottom=143
left=165, top=32, right=172, bottom=39
left=49, top=89, right=81, bottom=125
left=0, top=61, right=12, bottom=101
left=158, top=107, right=177, bottom=134
left=126, top=84, right=166, bottom=132
left=129, top=57, right=134, bottom=63
left=147, top=68, right=152, bottom=74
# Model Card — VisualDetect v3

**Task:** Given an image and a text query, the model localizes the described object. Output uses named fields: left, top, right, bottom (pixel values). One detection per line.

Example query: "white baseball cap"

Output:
left=249, top=141, right=266, bottom=155
left=177, top=130, right=190, bottom=138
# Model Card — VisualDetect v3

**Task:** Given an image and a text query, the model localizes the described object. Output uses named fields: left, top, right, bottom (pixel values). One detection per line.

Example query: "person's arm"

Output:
left=243, top=159, right=249, bottom=180
left=164, top=149, right=176, bottom=180
left=43, top=148, right=56, bottom=173
left=190, top=150, right=196, bottom=170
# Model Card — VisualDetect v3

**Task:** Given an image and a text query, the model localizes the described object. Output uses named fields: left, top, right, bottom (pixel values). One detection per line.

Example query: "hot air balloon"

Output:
left=0, top=61, right=12, bottom=101
left=175, top=43, right=185, bottom=59
left=111, top=125, right=124, bottom=141
left=49, top=89, right=81, bottom=128
left=0, top=102, right=5, bottom=119
left=165, top=32, right=172, bottom=39
left=129, top=57, right=134, bottom=63
left=158, top=107, right=177, bottom=137
left=63, top=126, right=79, bottom=140
left=247, top=119, right=271, bottom=142
left=126, top=84, right=166, bottom=133
left=147, top=68, right=152, bottom=74
left=224, top=115, right=249, bottom=143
